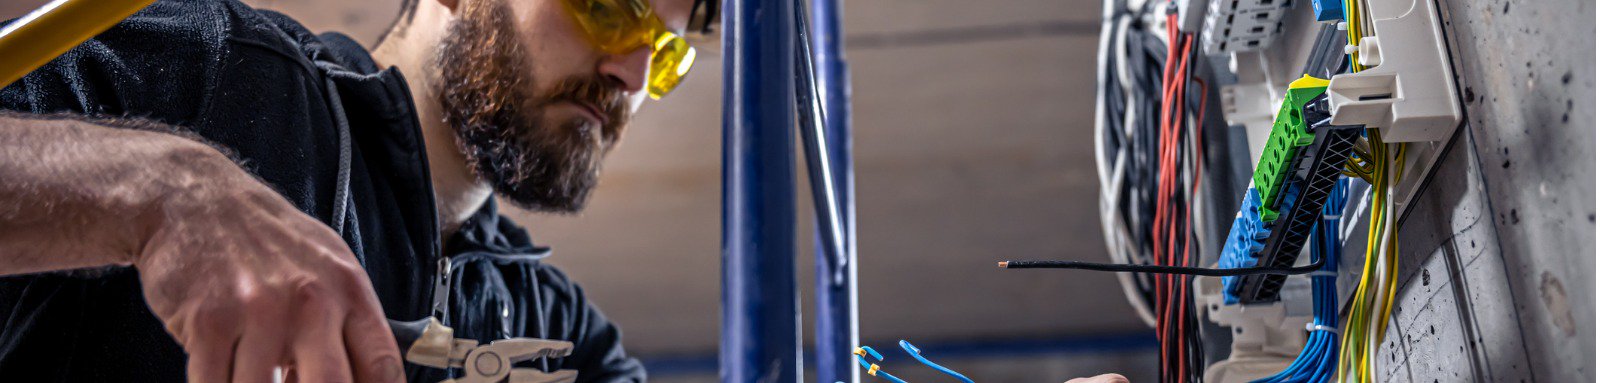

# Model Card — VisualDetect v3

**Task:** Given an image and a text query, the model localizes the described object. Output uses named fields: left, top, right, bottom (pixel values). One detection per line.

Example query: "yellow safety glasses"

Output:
left=562, top=0, right=696, bottom=99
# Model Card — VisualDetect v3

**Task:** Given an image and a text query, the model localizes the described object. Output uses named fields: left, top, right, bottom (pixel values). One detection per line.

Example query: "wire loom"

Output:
left=1254, top=178, right=1347, bottom=383
left=1086, top=1, right=1219, bottom=380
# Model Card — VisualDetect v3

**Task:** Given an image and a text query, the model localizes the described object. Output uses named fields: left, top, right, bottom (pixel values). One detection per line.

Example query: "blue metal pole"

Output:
left=809, top=0, right=857, bottom=382
left=720, top=0, right=799, bottom=381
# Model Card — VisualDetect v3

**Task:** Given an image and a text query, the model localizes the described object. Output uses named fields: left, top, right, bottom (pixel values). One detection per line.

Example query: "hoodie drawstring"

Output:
left=323, top=76, right=353, bottom=237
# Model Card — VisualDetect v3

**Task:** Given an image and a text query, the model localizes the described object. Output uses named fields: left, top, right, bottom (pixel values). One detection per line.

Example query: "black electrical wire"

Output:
left=997, top=255, right=1327, bottom=276
left=1180, top=29, right=1205, bottom=383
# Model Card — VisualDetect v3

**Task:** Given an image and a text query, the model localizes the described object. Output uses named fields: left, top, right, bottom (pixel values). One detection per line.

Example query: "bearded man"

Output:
left=0, top=0, right=705, bottom=381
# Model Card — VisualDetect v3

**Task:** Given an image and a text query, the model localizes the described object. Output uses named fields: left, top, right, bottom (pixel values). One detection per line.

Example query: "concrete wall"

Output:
left=1376, top=0, right=1596, bottom=381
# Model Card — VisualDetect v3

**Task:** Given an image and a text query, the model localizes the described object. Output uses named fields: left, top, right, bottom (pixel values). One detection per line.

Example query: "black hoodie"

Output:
left=0, top=0, right=644, bottom=381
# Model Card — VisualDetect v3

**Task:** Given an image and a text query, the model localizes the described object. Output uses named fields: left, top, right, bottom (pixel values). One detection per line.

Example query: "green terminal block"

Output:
left=1253, top=75, right=1330, bottom=222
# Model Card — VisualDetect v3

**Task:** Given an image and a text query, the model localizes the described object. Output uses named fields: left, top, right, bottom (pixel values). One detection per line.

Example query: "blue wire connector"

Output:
left=1220, top=187, right=1274, bottom=303
left=1312, top=0, right=1344, bottom=22
left=899, top=340, right=975, bottom=383
left=853, top=346, right=908, bottom=383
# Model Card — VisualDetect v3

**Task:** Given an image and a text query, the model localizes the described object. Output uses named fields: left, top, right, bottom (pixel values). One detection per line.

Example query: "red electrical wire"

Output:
left=1143, top=9, right=1213, bottom=381
left=1171, top=34, right=1194, bottom=383
left=1151, top=8, right=1204, bottom=378
left=1158, top=14, right=1200, bottom=383
left=1153, top=11, right=1181, bottom=382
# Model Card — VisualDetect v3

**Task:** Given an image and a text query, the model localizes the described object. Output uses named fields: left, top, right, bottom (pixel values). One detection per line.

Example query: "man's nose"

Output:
left=598, top=47, right=651, bottom=94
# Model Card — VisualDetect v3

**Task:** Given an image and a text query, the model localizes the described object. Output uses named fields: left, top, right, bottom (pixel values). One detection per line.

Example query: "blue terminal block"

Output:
left=1312, top=0, right=1344, bottom=21
left=1241, top=189, right=1273, bottom=245
left=1220, top=188, right=1272, bottom=304
left=1220, top=183, right=1304, bottom=304
left=1224, top=92, right=1362, bottom=304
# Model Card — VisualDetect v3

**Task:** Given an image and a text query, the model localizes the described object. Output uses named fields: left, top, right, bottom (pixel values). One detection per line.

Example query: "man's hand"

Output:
left=139, top=183, right=404, bottom=383
left=0, top=115, right=404, bottom=382
left=1066, top=373, right=1131, bottom=383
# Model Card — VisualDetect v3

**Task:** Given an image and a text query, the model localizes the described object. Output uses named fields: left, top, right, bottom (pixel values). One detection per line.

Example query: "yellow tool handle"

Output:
left=0, top=0, right=157, bottom=88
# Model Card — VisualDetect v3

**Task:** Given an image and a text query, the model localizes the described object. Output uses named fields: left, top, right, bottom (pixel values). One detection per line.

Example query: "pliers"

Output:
left=391, top=318, right=578, bottom=383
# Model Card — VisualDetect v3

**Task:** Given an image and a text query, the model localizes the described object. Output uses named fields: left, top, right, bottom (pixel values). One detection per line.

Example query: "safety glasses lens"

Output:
left=647, top=35, right=694, bottom=99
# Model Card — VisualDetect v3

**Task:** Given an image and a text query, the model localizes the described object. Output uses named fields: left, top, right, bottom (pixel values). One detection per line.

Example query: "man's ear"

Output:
left=435, top=0, right=460, bottom=13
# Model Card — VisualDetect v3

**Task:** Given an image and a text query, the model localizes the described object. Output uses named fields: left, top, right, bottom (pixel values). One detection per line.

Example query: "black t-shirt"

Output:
left=0, top=0, right=644, bottom=381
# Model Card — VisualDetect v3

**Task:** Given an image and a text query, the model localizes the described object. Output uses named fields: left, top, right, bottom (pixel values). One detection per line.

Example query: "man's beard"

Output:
left=435, top=0, right=628, bottom=213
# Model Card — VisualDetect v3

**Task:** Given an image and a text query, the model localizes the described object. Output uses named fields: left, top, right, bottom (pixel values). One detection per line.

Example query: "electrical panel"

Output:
left=1093, top=0, right=1469, bottom=381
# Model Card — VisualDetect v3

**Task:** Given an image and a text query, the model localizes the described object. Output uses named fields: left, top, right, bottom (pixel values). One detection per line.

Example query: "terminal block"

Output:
left=1252, top=76, right=1329, bottom=222
left=1201, top=0, right=1291, bottom=54
left=1229, top=95, right=1361, bottom=304
left=1219, top=188, right=1272, bottom=304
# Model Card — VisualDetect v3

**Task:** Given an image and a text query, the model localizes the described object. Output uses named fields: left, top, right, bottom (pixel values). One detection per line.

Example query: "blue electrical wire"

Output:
left=852, top=346, right=908, bottom=383
left=899, top=340, right=976, bottom=383
left=1254, top=177, right=1347, bottom=383
left=847, top=341, right=979, bottom=383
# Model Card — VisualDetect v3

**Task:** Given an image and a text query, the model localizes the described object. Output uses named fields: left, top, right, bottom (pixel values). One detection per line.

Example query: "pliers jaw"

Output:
left=399, top=318, right=580, bottom=383
left=449, top=338, right=576, bottom=383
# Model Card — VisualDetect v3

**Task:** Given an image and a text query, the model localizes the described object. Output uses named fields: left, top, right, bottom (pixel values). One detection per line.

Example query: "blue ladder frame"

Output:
left=719, top=0, right=856, bottom=381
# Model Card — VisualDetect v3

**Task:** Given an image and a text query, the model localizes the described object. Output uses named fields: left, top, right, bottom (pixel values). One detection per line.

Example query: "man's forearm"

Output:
left=0, top=114, right=409, bottom=383
left=0, top=114, right=243, bottom=274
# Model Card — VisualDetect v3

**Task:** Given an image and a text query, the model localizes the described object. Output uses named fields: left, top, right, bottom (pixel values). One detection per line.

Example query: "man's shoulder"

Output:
left=135, top=0, right=332, bottom=81
left=117, top=0, right=316, bottom=55
left=60, top=0, right=304, bottom=66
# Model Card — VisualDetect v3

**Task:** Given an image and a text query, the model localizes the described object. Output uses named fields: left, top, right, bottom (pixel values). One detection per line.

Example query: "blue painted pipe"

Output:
left=794, top=1, right=848, bottom=287
left=720, top=0, right=799, bottom=381
left=807, top=0, right=857, bottom=382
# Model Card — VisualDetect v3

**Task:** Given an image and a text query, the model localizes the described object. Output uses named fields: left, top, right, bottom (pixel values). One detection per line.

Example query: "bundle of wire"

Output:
left=1331, top=1, right=1410, bottom=381
left=1093, top=1, right=1221, bottom=381
left=1342, top=0, right=1370, bottom=72
left=1254, top=178, right=1348, bottom=383
left=1094, top=0, right=1173, bottom=327
left=1151, top=6, right=1206, bottom=383
left=1336, top=130, right=1405, bottom=382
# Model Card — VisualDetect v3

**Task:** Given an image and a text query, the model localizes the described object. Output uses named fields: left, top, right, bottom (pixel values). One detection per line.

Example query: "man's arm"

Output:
left=0, top=114, right=210, bottom=273
left=0, top=114, right=405, bottom=383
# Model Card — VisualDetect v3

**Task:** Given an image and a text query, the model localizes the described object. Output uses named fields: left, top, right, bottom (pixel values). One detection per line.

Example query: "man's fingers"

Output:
left=1066, top=373, right=1131, bottom=383
left=181, top=298, right=246, bottom=383
left=231, top=316, right=290, bottom=383
left=291, top=296, right=354, bottom=383
left=342, top=302, right=404, bottom=383
left=185, top=334, right=239, bottom=383
left=291, top=335, right=352, bottom=382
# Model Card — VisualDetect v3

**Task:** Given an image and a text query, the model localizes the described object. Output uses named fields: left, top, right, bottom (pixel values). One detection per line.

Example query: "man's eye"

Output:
left=588, top=2, right=635, bottom=32
left=582, top=1, right=611, bottom=18
left=587, top=0, right=620, bottom=20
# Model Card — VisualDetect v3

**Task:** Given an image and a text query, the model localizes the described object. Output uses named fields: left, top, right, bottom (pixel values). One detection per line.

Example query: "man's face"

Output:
left=435, top=0, right=692, bottom=212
